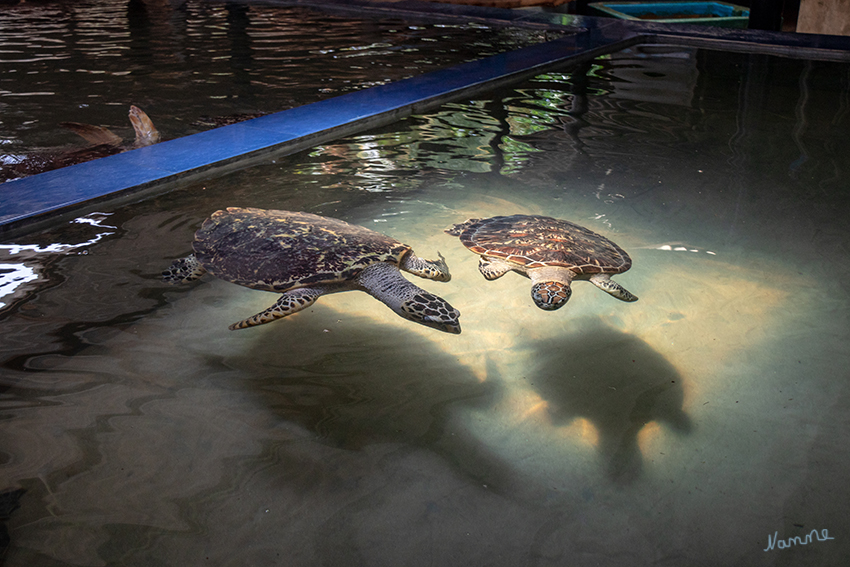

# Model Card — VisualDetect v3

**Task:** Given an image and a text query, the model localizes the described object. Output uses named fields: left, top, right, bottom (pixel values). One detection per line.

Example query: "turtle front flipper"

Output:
left=477, top=257, right=513, bottom=281
left=230, top=287, right=323, bottom=330
left=129, top=105, right=161, bottom=147
left=163, top=254, right=207, bottom=284
left=400, top=251, right=451, bottom=282
left=589, top=274, right=638, bottom=302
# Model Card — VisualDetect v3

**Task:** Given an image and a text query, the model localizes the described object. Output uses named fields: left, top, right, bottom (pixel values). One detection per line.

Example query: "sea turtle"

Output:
left=446, top=214, right=637, bottom=310
left=60, top=104, right=160, bottom=149
left=163, top=207, right=461, bottom=334
left=2, top=105, right=160, bottom=182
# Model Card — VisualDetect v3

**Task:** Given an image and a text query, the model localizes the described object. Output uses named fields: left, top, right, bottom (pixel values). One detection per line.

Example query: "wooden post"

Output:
left=797, top=0, right=850, bottom=35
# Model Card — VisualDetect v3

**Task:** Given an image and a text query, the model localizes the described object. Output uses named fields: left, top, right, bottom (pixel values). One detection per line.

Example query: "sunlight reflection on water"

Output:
left=0, top=213, right=116, bottom=308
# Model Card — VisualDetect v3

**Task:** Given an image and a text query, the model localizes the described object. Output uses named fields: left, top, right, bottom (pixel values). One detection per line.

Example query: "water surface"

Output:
left=0, top=0, right=561, bottom=179
left=1, top=45, right=849, bottom=566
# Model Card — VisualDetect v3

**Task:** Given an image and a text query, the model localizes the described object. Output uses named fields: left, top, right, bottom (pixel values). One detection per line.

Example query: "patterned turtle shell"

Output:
left=447, top=214, right=631, bottom=275
left=193, top=207, right=411, bottom=292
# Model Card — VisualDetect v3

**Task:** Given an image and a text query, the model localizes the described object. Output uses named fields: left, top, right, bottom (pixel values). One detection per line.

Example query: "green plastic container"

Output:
left=587, top=1, right=750, bottom=28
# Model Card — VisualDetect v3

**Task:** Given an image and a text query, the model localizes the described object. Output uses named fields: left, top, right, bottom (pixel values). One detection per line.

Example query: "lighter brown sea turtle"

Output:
left=163, top=207, right=461, bottom=333
left=446, top=214, right=637, bottom=310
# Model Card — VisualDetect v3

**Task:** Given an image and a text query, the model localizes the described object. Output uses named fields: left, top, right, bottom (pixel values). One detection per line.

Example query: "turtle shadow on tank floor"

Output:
left=220, top=307, right=522, bottom=495
left=524, top=320, right=692, bottom=483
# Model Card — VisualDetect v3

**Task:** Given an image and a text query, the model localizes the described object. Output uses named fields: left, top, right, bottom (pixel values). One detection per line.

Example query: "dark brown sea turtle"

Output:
left=446, top=214, right=637, bottom=310
left=163, top=207, right=461, bottom=334
left=60, top=104, right=160, bottom=149
left=1, top=105, right=160, bottom=181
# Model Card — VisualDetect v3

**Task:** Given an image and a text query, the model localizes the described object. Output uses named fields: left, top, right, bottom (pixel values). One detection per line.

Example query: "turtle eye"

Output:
left=531, top=281, right=571, bottom=310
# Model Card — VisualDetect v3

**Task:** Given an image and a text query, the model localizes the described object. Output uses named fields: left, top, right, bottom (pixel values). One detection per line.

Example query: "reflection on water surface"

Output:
left=1, top=46, right=850, bottom=565
left=0, top=0, right=562, bottom=180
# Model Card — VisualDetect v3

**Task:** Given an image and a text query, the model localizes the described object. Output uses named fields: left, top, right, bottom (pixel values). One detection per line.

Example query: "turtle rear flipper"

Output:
left=230, top=288, right=323, bottom=330
left=163, top=255, right=206, bottom=284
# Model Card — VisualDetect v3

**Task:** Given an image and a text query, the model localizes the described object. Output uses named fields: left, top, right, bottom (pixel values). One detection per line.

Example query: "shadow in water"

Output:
left=225, top=308, right=520, bottom=493
left=0, top=488, right=25, bottom=565
left=525, top=319, right=692, bottom=483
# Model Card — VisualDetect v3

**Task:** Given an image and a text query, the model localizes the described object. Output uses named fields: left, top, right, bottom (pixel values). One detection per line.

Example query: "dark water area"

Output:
left=0, top=0, right=561, bottom=179
left=1, top=37, right=849, bottom=567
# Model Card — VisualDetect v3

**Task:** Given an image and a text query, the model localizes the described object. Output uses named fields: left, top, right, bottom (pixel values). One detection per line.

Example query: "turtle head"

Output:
left=358, top=262, right=460, bottom=334
left=401, top=291, right=461, bottom=334
left=531, top=281, right=572, bottom=311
